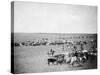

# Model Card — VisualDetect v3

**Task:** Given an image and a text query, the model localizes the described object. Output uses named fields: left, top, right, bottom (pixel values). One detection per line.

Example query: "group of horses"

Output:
left=47, top=48, right=96, bottom=67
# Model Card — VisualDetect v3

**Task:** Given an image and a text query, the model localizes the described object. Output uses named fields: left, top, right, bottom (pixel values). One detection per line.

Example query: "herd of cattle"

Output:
left=14, top=38, right=97, bottom=67
left=47, top=48, right=97, bottom=67
left=14, top=39, right=70, bottom=47
left=46, top=39, right=97, bottom=67
left=14, top=38, right=97, bottom=47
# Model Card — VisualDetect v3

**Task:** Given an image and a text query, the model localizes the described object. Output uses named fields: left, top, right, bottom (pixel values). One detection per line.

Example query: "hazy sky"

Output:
left=14, top=1, right=97, bottom=33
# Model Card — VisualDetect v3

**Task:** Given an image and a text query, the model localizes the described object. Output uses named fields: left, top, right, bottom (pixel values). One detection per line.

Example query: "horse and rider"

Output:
left=47, top=49, right=55, bottom=57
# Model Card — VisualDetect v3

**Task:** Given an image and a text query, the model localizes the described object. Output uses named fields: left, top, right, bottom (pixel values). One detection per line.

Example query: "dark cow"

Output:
left=48, top=58, right=58, bottom=65
left=48, top=54, right=66, bottom=65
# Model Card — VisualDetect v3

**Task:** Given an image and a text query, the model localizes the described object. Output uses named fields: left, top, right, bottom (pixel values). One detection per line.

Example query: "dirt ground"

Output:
left=13, top=45, right=97, bottom=74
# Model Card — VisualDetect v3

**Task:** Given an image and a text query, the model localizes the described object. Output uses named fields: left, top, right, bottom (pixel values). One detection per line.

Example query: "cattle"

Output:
left=64, top=55, right=71, bottom=64
left=54, top=54, right=66, bottom=64
left=14, top=42, right=20, bottom=47
left=67, top=50, right=89, bottom=66
left=70, top=56, right=79, bottom=66
left=47, top=50, right=90, bottom=66
left=48, top=58, right=58, bottom=65
left=33, top=42, right=41, bottom=46
left=74, top=50, right=89, bottom=63
left=47, top=54, right=66, bottom=65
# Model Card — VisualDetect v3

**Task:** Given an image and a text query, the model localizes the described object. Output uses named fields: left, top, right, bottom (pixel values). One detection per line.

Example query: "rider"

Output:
left=50, top=49, right=53, bottom=52
left=50, top=49, right=55, bottom=56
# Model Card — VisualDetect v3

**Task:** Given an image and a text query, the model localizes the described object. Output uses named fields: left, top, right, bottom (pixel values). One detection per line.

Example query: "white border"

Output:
left=0, top=0, right=99, bottom=75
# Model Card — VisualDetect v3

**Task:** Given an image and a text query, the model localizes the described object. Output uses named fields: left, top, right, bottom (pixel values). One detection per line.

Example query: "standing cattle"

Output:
left=55, top=54, right=66, bottom=65
left=70, top=56, right=79, bottom=66
left=48, top=58, right=58, bottom=65
left=47, top=54, right=66, bottom=65
left=64, top=55, right=71, bottom=64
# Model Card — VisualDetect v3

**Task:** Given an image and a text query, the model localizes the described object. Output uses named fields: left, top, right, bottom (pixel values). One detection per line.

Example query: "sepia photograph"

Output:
left=11, top=1, right=97, bottom=74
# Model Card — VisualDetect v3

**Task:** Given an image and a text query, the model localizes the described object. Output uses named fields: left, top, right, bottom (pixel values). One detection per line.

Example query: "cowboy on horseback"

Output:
left=47, top=49, right=55, bottom=57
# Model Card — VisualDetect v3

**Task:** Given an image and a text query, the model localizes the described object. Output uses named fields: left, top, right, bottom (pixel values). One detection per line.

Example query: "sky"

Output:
left=14, top=1, right=97, bottom=33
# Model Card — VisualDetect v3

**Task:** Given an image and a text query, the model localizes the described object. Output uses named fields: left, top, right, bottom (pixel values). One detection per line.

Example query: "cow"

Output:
left=70, top=56, right=79, bottom=66
left=48, top=58, right=58, bottom=65
left=53, top=54, right=66, bottom=65
left=64, top=55, right=71, bottom=64
left=47, top=53, right=65, bottom=65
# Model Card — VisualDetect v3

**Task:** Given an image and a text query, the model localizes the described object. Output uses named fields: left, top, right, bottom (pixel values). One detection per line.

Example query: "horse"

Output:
left=47, top=49, right=55, bottom=57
